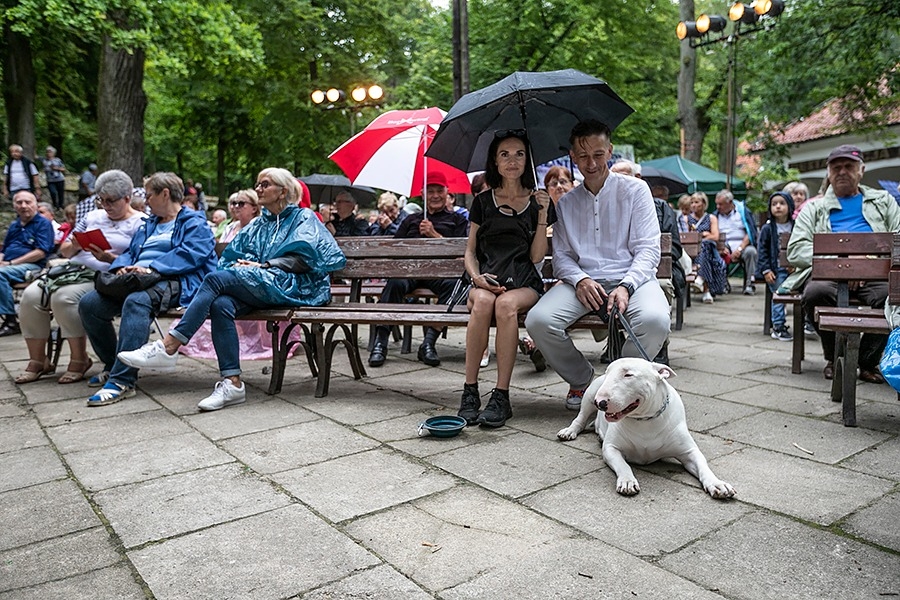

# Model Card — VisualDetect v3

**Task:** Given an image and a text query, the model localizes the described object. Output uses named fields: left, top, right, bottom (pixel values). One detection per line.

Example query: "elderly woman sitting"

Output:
left=15, top=170, right=146, bottom=384
left=118, top=168, right=346, bottom=411
left=79, top=172, right=217, bottom=406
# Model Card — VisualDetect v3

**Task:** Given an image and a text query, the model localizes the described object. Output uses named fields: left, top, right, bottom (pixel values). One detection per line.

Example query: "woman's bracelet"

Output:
left=537, top=222, right=548, bottom=227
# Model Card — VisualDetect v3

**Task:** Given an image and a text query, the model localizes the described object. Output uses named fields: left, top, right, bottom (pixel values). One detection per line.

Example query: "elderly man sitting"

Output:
left=0, top=191, right=55, bottom=336
left=714, top=189, right=758, bottom=295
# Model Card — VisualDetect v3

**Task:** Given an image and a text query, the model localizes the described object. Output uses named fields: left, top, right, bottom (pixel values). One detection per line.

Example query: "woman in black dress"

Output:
left=457, top=131, right=553, bottom=427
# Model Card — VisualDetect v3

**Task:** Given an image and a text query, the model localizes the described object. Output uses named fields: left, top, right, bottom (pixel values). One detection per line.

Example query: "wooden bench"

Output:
left=289, top=237, right=619, bottom=398
left=809, top=232, right=896, bottom=427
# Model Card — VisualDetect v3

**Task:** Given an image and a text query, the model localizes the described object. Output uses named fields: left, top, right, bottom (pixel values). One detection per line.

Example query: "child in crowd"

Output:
left=756, top=191, right=795, bottom=341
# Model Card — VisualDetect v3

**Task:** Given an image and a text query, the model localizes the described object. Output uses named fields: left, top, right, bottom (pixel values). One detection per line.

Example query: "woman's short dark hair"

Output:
left=145, top=172, right=185, bottom=203
left=484, top=131, right=536, bottom=190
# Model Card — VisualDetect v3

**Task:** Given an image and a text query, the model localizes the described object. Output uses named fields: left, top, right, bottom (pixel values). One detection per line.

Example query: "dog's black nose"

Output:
left=596, top=399, right=608, bottom=411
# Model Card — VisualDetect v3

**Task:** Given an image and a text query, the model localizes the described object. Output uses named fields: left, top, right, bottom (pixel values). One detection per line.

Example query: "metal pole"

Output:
left=725, top=35, right=737, bottom=192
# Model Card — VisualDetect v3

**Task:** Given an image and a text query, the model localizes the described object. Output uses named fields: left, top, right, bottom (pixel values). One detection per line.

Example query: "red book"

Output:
left=73, top=229, right=111, bottom=251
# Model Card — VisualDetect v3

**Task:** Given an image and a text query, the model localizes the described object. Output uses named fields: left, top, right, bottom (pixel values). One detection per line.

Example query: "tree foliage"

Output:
left=2, top=0, right=897, bottom=200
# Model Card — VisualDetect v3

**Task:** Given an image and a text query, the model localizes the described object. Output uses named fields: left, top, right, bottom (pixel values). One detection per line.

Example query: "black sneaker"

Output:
left=771, top=326, right=793, bottom=342
left=0, top=321, right=21, bottom=337
left=417, top=343, right=440, bottom=366
left=477, top=388, right=512, bottom=428
left=457, top=383, right=481, bottom=425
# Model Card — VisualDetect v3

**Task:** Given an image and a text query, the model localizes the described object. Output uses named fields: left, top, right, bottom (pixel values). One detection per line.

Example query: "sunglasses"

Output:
left=548, top=178, right=572, bottom=187
left=230, top=201, right=249, bottom=208
left=255, top=181, right=280, bottom=190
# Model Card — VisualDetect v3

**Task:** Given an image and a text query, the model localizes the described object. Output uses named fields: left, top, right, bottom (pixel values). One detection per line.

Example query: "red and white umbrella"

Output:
left=329, top=107, right=474, bottom=197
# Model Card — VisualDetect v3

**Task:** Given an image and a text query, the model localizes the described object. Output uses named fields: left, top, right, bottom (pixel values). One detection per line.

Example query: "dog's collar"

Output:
left=631, top=391, right=670, bottom=421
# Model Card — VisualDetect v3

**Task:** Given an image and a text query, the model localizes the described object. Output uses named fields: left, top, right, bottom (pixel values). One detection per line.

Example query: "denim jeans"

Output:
left=766, top=267, right=789, bottom=329
left=79, top=281, right=180, bottom=388
left=170, top=270, right=266, bottom=377
left=0, top=264, right=42, bottom=316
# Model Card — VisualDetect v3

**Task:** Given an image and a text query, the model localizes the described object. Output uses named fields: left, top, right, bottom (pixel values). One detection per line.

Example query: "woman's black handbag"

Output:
left=94, top=270, right=163, bottom=300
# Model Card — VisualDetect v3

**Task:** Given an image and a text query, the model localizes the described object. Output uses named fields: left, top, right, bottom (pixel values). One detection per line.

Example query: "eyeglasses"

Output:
left=98, top=196, right=123, bottom=207
left=495, top=128, right=527, bottom=139
left=230, top=201, right=248, bottom=208
left=548, top=178, right=572, bottom=187
left=255, top=181, right=280, bottom=190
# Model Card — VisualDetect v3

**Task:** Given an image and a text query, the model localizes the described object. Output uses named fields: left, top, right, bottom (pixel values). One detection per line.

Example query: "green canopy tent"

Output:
left=641, top=155, right=747, bottom=207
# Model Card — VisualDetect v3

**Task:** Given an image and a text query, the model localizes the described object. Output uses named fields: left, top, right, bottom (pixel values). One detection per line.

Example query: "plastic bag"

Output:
left=879, top=326, right=900, bottom=394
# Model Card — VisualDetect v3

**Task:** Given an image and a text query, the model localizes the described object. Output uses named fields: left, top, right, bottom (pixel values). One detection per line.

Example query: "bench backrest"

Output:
left=811, top=232, right=895, bottom=306
left=334, top=237, right=467, bottom=280
left=679, top=231, right=701, bottom=259
left=779, top=231, right=791, bottom=269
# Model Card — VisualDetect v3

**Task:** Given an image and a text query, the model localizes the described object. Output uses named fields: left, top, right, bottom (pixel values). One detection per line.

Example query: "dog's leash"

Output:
left=608, top=305, right=652, bottom=362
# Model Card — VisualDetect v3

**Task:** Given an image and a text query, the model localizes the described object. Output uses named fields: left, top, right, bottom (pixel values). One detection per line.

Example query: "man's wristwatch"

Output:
left=618, top=282, right=635, bottom=297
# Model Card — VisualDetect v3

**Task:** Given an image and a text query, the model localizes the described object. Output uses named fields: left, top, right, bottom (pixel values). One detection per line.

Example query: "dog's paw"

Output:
left=705, top=479, right=736, bottom=499
left=616, top=477, right=640, bottom=496
left=557, top=426, right=580, bottom=441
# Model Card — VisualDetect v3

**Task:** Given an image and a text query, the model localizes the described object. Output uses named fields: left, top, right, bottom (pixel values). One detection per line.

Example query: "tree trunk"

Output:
left=677, top=0, right=704, bottom=163
left=2, top=24, right=37, bottom=156
left=97, top=37, right=146, bottom=183
left=452, top=0, right=469, bottom=102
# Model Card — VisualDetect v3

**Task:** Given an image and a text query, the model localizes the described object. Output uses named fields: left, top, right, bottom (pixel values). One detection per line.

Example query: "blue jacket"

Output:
left=110, top=207, right=217, bottom=305
left=220, top=204, right=346, bottom=306
left=755, top=191, right=795, bottom=279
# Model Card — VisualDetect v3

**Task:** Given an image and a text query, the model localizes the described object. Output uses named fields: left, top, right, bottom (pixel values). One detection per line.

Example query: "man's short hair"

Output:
left=651, top=185, right=670, bottom=199
left=716, top=189, right=734, bottom=203
left=569, top=119, right=612, bottom=147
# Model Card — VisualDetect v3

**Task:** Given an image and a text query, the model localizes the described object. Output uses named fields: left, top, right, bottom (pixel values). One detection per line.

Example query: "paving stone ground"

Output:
left=1, top=281, right=898, bottom=599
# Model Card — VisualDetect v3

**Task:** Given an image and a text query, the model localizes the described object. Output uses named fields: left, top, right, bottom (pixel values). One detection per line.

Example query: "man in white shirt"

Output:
left=714, top=189, right=758, bottom=295
left=525, top=120, right=670, bottom=410
left=3, top=144, right=41, bottom=201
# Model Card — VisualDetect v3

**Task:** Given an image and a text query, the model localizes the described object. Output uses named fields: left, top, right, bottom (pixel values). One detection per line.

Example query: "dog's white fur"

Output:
left=557, top=358, right=735, bottom=499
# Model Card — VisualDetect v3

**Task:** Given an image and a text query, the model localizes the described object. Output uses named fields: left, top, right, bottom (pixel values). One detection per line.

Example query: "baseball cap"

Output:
left=425, top=171, right=448, bottom=188
left=826, top=144, right=863, bottom=164
left=88, top=163, right=98, bottom=170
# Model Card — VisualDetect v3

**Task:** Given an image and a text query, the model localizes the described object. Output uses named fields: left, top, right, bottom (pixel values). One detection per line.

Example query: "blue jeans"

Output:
left=170, top=270, right=267, bottom=377
left=767, top=267, right=789, bottom=329
left=0, top=264, right=42, bottom=316
left=79, top=281, right=180, bottom=388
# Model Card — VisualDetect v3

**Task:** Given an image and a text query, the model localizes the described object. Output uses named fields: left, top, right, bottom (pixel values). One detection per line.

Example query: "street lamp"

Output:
left=310, top=84, right=385, bottom=135
left=676, top=1, right=785, bottom=190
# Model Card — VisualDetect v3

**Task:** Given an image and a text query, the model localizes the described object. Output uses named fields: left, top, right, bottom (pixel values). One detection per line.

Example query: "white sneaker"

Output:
left=118, top=340, right=178, bottom=372
left=702, top=291, right=714, bottom=304
left=691, top=275, right=706, bottom=293
left=197, top=379, right=246, bottom=411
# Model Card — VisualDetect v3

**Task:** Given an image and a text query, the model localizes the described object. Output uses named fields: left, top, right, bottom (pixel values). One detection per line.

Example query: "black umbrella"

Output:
left=425, top=69, right=634, bottom=173
left=641, top=165, right=689, bottom=197
left=299, top=174, right=377, bottom=206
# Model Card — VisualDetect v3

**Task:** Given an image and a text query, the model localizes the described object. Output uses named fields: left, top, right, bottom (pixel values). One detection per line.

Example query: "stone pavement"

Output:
left=1, top=282, right=899, bottom=599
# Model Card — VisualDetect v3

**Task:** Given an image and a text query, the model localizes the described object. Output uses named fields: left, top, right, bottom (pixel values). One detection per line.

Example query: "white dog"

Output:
left=557, top=358, right=735, bottom=499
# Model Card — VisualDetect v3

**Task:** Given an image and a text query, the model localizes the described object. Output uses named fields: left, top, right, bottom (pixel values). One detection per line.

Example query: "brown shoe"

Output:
left=858, top=369, right=885, bottom=384
left=823, top=362, right=834, bottom=380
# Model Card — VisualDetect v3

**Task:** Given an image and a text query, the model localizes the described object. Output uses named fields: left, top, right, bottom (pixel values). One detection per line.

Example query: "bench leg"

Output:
left=834, top=333, right=859, bottom=427
left=791, top=306, right=804, bottom=374
left=47, top=327, right=64, bottom=371
left=265, top=321, right=302, bottom=395
left=314, top=324, right=367, bottom=399
left=674, top=293, right=684, bottom=331
left=763, top=287, right=772, bottom=335
left=401, top=325, right=413, bottom=354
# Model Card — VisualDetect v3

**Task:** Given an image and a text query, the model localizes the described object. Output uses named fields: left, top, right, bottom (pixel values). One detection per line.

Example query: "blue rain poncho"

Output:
left=220, top=204, right=345, bottom=306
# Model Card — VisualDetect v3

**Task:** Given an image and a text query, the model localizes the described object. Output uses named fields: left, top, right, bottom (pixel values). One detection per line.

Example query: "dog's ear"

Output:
left=654, top=363, right=677, bottom=379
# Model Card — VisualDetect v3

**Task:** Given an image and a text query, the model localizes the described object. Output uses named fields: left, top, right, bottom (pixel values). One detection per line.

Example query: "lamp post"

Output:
left=310, top=84, right=385, bottom=135
left=677, top=0, right=785, bottom=191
